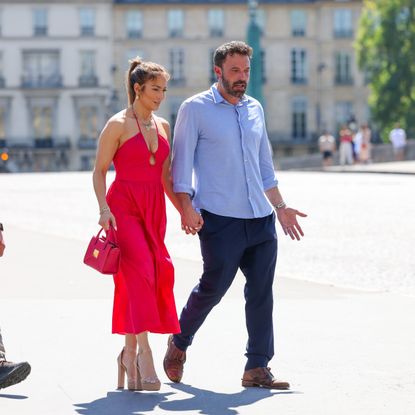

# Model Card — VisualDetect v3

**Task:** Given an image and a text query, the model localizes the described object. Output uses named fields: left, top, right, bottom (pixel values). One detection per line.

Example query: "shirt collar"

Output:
left=210, top=83, right=249, bottom=106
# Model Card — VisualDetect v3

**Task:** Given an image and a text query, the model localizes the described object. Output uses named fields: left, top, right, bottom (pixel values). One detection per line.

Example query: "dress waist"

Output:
left=114, top=172, right=162, bottom=184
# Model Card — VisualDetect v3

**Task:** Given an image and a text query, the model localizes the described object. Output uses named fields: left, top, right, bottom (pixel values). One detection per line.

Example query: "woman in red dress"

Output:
left=92, top=57, right=183, bottom=391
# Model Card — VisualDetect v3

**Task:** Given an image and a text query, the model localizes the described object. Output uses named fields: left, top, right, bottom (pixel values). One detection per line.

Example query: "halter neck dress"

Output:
left=106, top=115, right=180, bottom=335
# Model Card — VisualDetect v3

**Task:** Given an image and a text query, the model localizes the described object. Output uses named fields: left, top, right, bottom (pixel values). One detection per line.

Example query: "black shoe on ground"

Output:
left=0, top=360, right=31, bottom=389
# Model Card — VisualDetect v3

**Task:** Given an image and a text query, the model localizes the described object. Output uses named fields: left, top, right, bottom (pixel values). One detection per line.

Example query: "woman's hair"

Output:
left=126, top=57, right=170, bottom=105
left=213, top=41, right=253, bottom=68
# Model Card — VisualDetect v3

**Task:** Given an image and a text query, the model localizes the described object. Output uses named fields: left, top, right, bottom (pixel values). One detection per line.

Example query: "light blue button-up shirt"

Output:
left=172, top=84, right=278, bottom=219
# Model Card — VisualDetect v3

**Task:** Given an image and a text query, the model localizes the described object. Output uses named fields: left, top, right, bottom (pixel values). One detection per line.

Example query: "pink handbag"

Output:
left=83, top=226, right=120, bottom=275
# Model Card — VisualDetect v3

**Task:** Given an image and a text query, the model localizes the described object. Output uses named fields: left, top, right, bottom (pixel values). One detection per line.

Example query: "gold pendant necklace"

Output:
left=142, top=120, right=152, bottom=131
left=132, top=106, right=152, bottom=131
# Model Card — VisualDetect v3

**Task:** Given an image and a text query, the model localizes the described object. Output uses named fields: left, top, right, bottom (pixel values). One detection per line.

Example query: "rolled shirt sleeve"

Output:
left=172, top=101, right=199, bottom=197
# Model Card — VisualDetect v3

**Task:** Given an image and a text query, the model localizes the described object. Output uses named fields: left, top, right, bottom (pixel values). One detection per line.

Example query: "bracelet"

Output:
left=274, top=201, right=286, bottom=210
left=99, top=206, right=111, bottom=215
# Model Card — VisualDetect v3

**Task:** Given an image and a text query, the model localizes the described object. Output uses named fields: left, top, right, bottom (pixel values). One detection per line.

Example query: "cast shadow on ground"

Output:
left=0, top=393, right=28, bottom=399
left=74, top=389, right=174, bottom=415
left=74, top=384, right=298, bottom=415
left=159, top=382, right=297, bottom=415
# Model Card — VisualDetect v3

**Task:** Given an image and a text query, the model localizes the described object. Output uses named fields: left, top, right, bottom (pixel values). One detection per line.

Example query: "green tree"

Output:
left=356, top=0, right=415, bottom=139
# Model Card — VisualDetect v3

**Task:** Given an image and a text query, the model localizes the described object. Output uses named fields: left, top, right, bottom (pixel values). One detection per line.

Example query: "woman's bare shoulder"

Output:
left=104, top=109, right=129, bottom=134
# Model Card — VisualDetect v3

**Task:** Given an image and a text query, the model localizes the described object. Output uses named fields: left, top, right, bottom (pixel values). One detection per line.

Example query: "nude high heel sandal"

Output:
left=137, top=350, right=161, bottom=391
left=117, top=347, right=142, bottom=391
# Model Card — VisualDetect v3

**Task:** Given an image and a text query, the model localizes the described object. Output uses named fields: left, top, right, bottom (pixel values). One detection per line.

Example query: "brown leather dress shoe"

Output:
left=163, top=335, right=186, bottom=383
left=242, top=367, right=290, bottom=390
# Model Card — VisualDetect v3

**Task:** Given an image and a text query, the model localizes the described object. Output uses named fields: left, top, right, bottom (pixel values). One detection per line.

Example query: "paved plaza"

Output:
left=0, top=166, right=414, bottom=414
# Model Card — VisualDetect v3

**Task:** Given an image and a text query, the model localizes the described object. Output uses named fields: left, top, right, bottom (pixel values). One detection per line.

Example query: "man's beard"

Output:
left=221, top=74, right=247, bottom=98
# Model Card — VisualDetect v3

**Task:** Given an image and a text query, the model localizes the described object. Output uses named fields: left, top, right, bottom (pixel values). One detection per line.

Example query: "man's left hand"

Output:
left=276, top=207, right=307, bottom=241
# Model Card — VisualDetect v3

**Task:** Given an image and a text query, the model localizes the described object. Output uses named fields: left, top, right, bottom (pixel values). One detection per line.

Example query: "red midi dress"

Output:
left=106, top=118, right=180, bottom=335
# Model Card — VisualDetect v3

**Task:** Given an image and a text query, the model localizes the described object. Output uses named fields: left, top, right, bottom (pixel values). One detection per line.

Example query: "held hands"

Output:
left=181, top=206, right=204, bottom=235
left=276, top=207, right=307, bottom=241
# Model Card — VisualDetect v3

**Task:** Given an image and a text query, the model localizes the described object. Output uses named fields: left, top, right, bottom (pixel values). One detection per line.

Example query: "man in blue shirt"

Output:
left=164, top=41, right=306, bottom=389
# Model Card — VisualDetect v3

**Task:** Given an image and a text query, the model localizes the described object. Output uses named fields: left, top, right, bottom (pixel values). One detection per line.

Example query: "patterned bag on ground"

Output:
left=83, top=225, right=120, bottom=275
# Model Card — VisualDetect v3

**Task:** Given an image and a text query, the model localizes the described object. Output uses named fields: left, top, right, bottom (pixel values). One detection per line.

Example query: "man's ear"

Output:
left=213, top=65, right=222, bottom=80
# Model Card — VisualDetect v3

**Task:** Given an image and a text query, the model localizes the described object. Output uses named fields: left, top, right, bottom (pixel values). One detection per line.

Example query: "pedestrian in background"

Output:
left=92, top=57, right=182, bottom=391
left=354, top=123, right=372, bottom=164
left=318, top=130, right=336, bottom=168
left=339, top=125, right=354, bottom=165
left=389, top=123, right=407, bottom=161
left=163, top=41, right=307, bottom=390
left=0, top=223, right=31, bottom=390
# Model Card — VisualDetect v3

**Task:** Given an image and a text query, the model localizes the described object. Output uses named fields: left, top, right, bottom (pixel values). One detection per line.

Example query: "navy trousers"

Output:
left=173, top=210, right=278, bottom=370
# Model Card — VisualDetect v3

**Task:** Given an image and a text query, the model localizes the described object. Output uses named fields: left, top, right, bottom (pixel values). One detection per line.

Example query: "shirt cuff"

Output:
left=263, top=176, right=278, bottom=191
left=173, top=183, right=195, bottom=198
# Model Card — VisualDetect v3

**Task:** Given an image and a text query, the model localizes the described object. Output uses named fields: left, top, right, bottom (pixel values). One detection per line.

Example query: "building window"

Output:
left=335, top=52, right=353, bottom=85
left=335, top=101, right=353, bottom=130
left=80, top=8, right=95, bottom=37
left=74, top=96, right=104, bottom=149
left=33, top=9, right=48, bottom=36
left=22, top=51, right=61, bottom=88
left=79, top=106, right=98, bottom=139
left=79, top=51, right=97, bottom=87
left=169, top=48, right=185, bottom=85
left=126, top=10, right=143, bottom=39
left=0, top=52, right=4, bottom=87
left=291, top=10, right=306, bottom=37
left=334, top=9, right=353, bottom=38
left=208, top=9, right=224, bottom=37
left=292, top=97, right=307, bottom=140
left=0, top=107, right=5, bottom=140
left=291, top=48, right=307, bottom=84
left=33, top=106, right=53, bottom=146
left=168, top=9, right=184, bottom=38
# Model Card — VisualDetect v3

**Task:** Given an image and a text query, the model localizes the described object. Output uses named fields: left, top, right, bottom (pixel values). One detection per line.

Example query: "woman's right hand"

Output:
left=99, top=211, right=117, bottom=230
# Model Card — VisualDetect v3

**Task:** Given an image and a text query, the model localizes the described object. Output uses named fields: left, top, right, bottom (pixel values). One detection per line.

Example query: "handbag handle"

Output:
left=95, top=224, right=118, bottom=246
left=105, top=224, right=118, bottom=245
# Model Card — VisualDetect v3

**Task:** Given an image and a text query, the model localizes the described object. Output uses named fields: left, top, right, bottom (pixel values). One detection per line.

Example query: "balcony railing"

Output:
left=81, top=26, right=95, bottom=36
left=334, top=29, right=354, bottom=39
left=291, top=77, right=308, bottom=85
left=79, top=75, right=98, bottom=87
left=335, top=76, right=354, bottom=86
left=127, top=30, right=142, bottom=39
left=4, top=137, right=70, bottom=150
left=169, top=29, right=183, bottom=38
left=21, top=74, right=62, bottom=89
left=34, top=26, right=48, bottom=36
left=209, top=28, right=224, bottom=38
left=78, top=137, right=97, bottom=149
left=292, top=29, right=305, bottom=37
